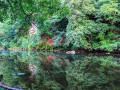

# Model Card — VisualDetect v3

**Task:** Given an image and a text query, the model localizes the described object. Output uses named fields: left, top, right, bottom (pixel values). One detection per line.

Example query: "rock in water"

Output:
left=66, top=50, right=75, bottom=54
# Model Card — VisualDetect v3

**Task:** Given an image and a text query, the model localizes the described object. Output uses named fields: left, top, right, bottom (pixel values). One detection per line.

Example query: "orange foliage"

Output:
left=47, top=39, right=55, bottom=46
left=47, top=37, right=56, bottom=46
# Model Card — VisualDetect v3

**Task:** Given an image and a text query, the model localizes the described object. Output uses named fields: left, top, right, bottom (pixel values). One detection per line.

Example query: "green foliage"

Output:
left=9, top=42, right=16, bottom=48
left=62, top=0, right=120, bottom=51
left=0, top=18, right=22, bottom=48
left=97, top=1, right=120, bottom=24
left=0, top=0, right=120, bottom=51
left=0, top=0, right=70, bottom=50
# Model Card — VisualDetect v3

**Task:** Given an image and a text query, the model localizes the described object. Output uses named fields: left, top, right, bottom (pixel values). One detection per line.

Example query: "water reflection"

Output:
left=0, top=51, right=120, bottom=90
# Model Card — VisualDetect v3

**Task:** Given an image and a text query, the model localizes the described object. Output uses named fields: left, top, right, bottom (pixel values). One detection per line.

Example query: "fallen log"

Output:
left=0, top=82, right=23, bottom=90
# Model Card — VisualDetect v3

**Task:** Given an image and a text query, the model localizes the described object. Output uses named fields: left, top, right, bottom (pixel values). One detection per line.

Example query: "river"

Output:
left=0, top=50, right=120, bottom=90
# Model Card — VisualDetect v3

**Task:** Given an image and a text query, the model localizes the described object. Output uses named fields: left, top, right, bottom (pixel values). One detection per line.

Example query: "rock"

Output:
left=105, top=52, right=110, bottom=54
left=66, top=50, right=75, bottom=54
left=29, top=21, right=37, bottom=36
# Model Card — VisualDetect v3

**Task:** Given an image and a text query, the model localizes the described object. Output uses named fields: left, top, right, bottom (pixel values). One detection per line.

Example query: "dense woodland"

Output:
left=0, top=1, right=120, bottom=89
left=0, top=0, right=120, bottom=52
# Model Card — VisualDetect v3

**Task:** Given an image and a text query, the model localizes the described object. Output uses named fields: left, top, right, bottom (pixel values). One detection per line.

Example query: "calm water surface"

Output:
left=0, top=50, right=120, bottom=90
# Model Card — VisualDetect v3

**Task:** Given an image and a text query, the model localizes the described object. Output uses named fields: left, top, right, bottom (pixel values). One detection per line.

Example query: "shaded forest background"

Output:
left=0, top=0, right=120, bottom=52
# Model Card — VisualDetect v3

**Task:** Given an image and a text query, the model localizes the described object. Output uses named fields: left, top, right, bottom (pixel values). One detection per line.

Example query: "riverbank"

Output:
left=1, top=47, right=120, bottom=56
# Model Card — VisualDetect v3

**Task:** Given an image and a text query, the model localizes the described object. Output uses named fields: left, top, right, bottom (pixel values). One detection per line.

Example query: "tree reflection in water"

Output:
left=0, top=51, right=120, bottom=90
